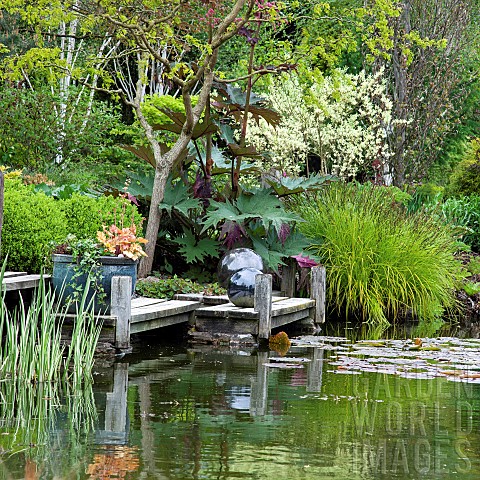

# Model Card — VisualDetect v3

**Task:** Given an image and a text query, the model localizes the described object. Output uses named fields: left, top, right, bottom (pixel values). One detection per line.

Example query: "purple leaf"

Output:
left=292, top=254, right=319, bottom=269
left=125, top=192, right=139, bottom=206
left=219, top=221, right=247, bottom=249
left=238, top=26, right=259, bottom=45
left=193, top=173, right=212, bottom=206
left=278, top=223, right=290, bottom=245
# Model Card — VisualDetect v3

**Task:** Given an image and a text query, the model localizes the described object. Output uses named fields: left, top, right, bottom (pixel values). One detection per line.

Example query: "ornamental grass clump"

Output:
left=292, top=183, right=462, bottom=326
left=0, top=265, right=101, bottom=384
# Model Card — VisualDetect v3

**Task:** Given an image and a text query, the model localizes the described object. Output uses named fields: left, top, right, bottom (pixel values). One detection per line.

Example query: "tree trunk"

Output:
left=137, top=52, right=218, bottom=278
left=391, top=1, right=411, bottom=187
left=138, top=160, right=168, bottom=278
left=56, top=16, right=79, bottom=165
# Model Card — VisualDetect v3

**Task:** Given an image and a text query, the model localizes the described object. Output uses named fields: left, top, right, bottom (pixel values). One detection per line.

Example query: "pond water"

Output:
left=0, top=329, right=479, bottom=479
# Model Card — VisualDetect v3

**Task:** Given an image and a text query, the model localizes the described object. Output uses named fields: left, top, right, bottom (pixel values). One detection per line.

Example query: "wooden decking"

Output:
left=62, top=295, right=202, bottom=352
left=2, top=271, right=50, bottom=291
left=130, top=296, right=201, bottom=334
left=3, top=269, right=325, bottom=352
left=194, top=296, right=316, bottom=335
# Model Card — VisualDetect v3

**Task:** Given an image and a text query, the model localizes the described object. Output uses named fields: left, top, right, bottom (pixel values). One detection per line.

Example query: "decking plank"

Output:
left=130, top=312, right=192, bottom=334
left=195, top=298, right=315, bottom=320
left=174, top=293, right=230, bottom=305
left=270, top=298, right=315, bottom=317
left=4, top=272, right=27, bottom=278
left=131, top=297, right=168, bottom=308
left=2, top=274, right=51, bottom=291
left=131, top=300, right=201, bottom=323
left=194, top=303, right=243, bottom=318
left=175, top=291, right=287, bottom=304
left=270, top=309, right=313, bottom=329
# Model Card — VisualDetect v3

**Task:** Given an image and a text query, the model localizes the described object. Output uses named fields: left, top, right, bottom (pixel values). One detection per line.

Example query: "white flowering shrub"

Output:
left=246, top=69, right=394, bottom=179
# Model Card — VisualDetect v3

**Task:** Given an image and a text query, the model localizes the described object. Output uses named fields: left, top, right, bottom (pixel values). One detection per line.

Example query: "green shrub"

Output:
left=2, top=180, right=68, bottom=272
left=0, top=86, right=120, bottom=171
left=406, top=183, right=444, bottom=214
left=466, top=256, right=480, bottom=275
left=354, top=182, right=413, bottom=206
left=46, top=146, right=146, bottom=188
left=446, top=138, right=480, bottom=197
left=58, top=194, right=144, bottom=240
left=292, top=183, right=462, bottom=325
left=1, top=183, right=144, bottom=273
left=440, top=195, right=480, bottom=252
left=136, top=275, right=226, bottom=300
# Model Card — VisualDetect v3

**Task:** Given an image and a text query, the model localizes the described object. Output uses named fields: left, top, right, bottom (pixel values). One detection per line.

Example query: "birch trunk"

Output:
left=56, top=17, right=79, bottom=165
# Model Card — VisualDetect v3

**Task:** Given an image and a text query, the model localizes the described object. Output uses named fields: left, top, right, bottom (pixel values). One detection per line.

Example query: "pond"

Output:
left=0, top=329, right=479, bottom=479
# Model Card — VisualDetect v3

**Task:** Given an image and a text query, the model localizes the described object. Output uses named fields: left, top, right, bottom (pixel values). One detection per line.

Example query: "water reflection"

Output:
left=0, top=338, right=479, bottom=479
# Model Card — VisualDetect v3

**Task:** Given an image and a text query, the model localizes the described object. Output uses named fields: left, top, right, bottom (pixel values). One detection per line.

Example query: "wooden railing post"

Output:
left=311, top=265, right=326, bottom=324
left=307, top=347, right=324, bottom=393
left=255, top=273, right=272, bottom=341
left=281, top=256, right=296, bottom=298
left=111, top=276, right=132, bottom=350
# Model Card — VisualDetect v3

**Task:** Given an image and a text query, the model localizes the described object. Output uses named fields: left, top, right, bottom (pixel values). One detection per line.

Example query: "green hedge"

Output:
left=58, top=193, right=144, bottom=240
left=2, top=182, right=144, bottom=273
left=2, top=181, right=68, bottom=272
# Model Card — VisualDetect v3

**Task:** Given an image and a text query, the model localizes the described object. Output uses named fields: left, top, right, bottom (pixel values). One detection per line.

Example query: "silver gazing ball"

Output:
left=227, top=267, right=263, bottom=308
left=217, top=248, right=264, bottom=288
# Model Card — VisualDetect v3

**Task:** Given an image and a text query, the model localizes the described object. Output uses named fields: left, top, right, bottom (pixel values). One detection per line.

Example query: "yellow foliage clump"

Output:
left=0, top=165, right=22, bottom=179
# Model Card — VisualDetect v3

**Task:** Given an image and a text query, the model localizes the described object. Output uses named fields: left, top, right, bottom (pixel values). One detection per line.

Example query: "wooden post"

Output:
left=281, top=256, right=296, bottom=298
left=0, top=170, right=4, bottom=259
left=111, top=276, right=132, bottom=350
left=311, top=265, right=326, bottom=324
left=255, top=273, right=272, bottom=341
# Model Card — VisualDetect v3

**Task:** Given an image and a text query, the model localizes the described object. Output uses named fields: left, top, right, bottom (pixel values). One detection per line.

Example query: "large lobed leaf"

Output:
left=265, top=173, right=337, bottom=197
left=252, top=229, right=312, bottom=271
left=152, top=110, right=218, bottom=140
left=159, top=181, right=202, bottom=218
left=201, top=189, right=300, bottom=237
left=172, top=231, right=219, bottom=263
left=235, top=189, right=300, bottom=233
